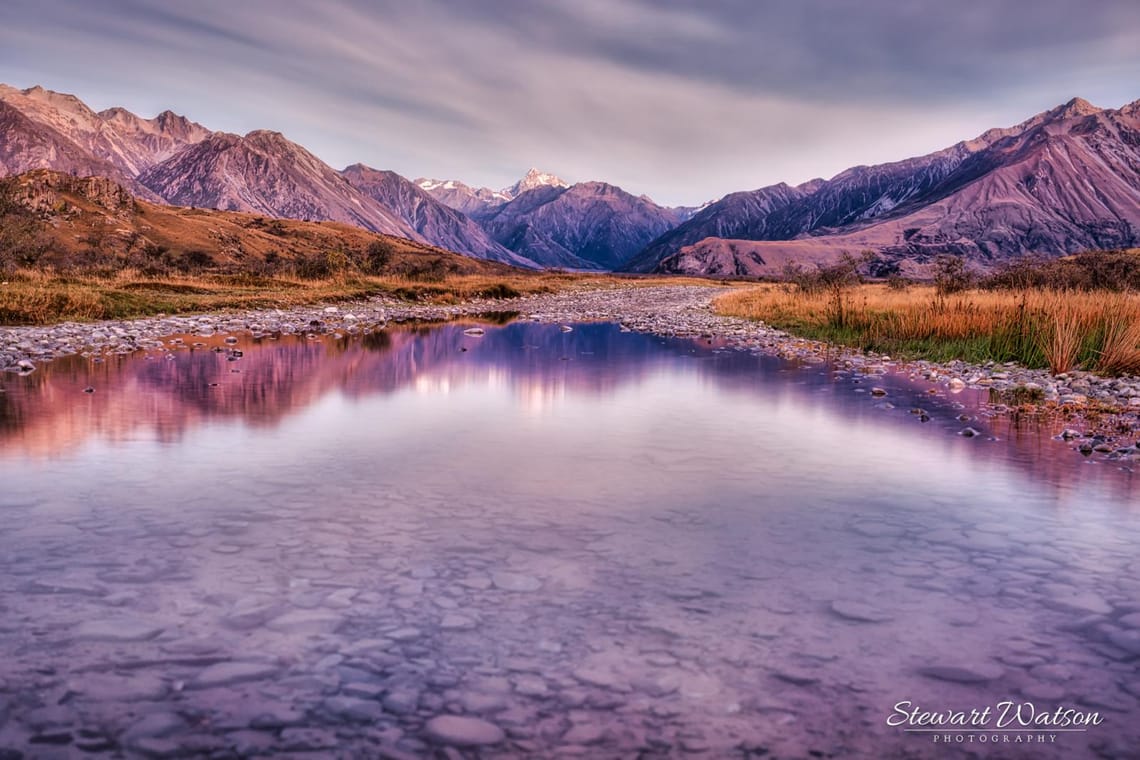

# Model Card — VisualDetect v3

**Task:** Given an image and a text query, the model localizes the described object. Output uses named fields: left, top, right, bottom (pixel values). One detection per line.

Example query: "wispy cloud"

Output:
left=1, top=0, right=1138, bottom=204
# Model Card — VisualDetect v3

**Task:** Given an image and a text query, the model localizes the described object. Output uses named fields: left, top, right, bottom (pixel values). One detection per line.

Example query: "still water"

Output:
left=0, top=321, right=1137, bottom=758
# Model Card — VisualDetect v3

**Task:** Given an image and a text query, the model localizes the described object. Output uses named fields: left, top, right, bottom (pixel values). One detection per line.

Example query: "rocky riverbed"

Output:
left=1, top=298, right=1139, bottom=758
left=3, top=284, right=1139, bottom=464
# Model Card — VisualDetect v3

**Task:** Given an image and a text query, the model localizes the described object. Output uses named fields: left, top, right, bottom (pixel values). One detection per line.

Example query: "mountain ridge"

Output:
left=631, top=96, right=1140, bottom=274
left=2, top=82, right=1138, bottom=276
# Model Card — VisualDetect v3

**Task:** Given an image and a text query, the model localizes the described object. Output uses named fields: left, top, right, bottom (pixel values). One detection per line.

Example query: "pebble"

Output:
left=917, top=664, right=1004, bottom=684
left=264, top=609, right=344, bottom=634
left=440, top=613, right=478, bottom=631
left=424, top=715, right=506, bottom=747
left=828, top=600, right=893, bottom=624
left=491, top=572, right=542, bottom=592
left=188, top=661, right=281, bottom=689
left=72, top=618, right=163, bottom=642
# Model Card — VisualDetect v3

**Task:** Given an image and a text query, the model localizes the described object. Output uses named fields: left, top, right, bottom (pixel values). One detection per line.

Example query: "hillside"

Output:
left=0, top=170, right=516, bottom=279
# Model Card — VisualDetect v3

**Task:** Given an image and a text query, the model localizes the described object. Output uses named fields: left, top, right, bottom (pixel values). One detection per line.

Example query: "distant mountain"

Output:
left=478, top=181, right=685, bottom=270
left=416, top=167, right=570, bottom=219
left=505, top=167, right=569, bottom=197
left=624, top=183, right=812, bottom=272
left=137, top=130, right=420, bottom=238
left=414, top=177, right=511, bottom=217
left=634, top=97, right=1140, bottom=274
left=342, top=164, right=539, bottom=267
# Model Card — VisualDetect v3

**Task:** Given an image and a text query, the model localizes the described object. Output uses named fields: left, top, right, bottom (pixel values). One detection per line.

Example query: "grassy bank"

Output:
left=715, top=283, right=1140, bottom=375
left=0, top=268, right=724, bottom=325
left=0, top=268, right=581, bottom=324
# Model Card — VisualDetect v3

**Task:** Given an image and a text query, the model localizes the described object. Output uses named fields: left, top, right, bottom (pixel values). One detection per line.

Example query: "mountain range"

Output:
left=1, top=83, right=1137, bottom=276
left=634, top=97, right=1140, bottom=276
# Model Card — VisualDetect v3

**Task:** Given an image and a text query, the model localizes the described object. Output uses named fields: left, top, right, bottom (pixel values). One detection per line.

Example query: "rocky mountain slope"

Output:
left=0, top=84, right=209, bottom=177
left=137, top=131, right=420, bottom=238
left=478, top=182, right=685, bottom=270
left=342, top=164, right=539, bottom=267
left=0, top=100, right=159, bottom=200
left=0, top=169, right=517, bottom=278
left=636, top=97, right=1140, bottom=275
left=0, top=85, right=534, bottom=264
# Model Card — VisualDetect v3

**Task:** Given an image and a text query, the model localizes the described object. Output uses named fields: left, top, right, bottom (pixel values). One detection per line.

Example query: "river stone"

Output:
left=382, top=688, right=421, bottom=715
left=771, top=667, right=819, bottom=686
left=562, top=723, right=606, bottom=744
left=918, top=664, right=1004, bottom=684
left=461, top=692, right=509, bottom=714
left=572, top=666, right=621, bottom=689
left=512, top=675, right=549, bottom=697
left=74, top=673, right=168, bottom=702
left=424, top=715, right=505, bottom=747
left=122, top=712, right=186, bottom=742
left=1106, top=629, right=1140, bottom=655
left=1117, top=612, right=1140, bottom=629
left=829, top=600, right=893, bottom=623
left=73, top=619, right=163, bottom=642
left=440, top=613, right=477, bottom=631
left=491, top=572, right=542, bottom=592
left=188, top=661, right=280, bottom=689
left=322, top=696, right=385, bottom=723
left=1042, top=588, right=1113, bottom=616
left=222, top=599, right=284, bottom=630
left=265, top=609, right=343, bottom=634
left=280, top=727, right=339, bottom=751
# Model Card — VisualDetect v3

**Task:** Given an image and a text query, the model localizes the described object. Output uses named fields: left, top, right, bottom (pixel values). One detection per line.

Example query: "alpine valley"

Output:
left=2, top=83, right=1138, bottom=276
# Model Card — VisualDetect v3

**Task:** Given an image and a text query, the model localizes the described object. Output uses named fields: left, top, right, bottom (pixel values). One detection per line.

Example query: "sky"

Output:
left=2, top=0, right=1139, bottom=206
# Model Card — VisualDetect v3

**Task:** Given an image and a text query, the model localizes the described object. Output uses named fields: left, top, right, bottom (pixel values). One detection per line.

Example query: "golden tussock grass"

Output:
left=715, top=284, right=1140, bottom=375
left=0, top=267, right=726, bottom=326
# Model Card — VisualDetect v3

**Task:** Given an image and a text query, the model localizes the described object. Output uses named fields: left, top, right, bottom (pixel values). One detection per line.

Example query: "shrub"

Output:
left=364, top=239, right=394, bottom=273
left=933, top=255, right=973, bottom=295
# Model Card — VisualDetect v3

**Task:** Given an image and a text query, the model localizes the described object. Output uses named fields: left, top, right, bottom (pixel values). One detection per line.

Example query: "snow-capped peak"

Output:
left=505, top=168, right=569, bottom=197
left=415, top=178, right=449, bottom=191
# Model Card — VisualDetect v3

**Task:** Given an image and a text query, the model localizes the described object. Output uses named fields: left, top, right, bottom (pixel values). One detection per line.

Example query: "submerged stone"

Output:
left=73, top=619, right=163, bottom=642
left=828, top=600, right=893, bottom=624
left=918, top=664, right=1003, bottom=684
left=188, top=661, right=280, bottom=689
left=424, top=715, right=505, bottom=747
left=491, top=572, right=542, bottom=592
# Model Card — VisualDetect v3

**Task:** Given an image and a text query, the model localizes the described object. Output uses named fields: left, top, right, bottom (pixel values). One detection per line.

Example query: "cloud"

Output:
left=1, top=0, right=1138, bottom=205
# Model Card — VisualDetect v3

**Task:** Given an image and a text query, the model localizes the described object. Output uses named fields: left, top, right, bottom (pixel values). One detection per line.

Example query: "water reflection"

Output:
left=0, top=322, right=1137, bottom=757
left=0, top=322, right=1133, bottom=502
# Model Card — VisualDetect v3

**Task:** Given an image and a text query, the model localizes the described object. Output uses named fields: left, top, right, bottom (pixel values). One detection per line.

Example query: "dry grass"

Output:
left=0, top=268, right=725, bottom=325
left=1097, top=318, right=1140, bottom=376
left=716, top=284, right=1140, bottom=375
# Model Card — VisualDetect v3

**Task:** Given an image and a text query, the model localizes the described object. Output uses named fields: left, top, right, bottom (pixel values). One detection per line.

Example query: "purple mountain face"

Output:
left=631, top=97, right=1140, bottom=275
left=137, top=131, right=420, bottom=238
left=342, top=164, right=540, bottom=267
left=477, top=182, right=686, bottom=270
